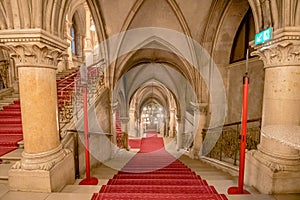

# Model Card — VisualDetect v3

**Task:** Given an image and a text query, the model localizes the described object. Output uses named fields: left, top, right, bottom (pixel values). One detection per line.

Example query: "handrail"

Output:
left=202, top=118, right=262, bottom=165
left=203, top=118, right=261, bottom=131
left=57, top=59, right=106, bottom=133
left=56, top=58, right=104, bottom=85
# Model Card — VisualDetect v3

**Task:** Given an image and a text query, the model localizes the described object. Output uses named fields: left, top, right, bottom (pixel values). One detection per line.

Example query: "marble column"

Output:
left=245, top=28, right=300, bottom=194
left=2, top=37, right=74, bottom=192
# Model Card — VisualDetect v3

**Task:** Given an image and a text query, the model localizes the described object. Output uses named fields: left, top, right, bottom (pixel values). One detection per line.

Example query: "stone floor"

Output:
left=0, top=141, right=299, bottom=200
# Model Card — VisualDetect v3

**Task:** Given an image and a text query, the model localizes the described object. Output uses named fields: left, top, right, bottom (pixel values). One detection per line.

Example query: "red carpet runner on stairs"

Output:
left=91, top=132, right=228, bottom=200
left=0, top=69, right=78, bottom=157
left=0, top=100, right=22, bottom=157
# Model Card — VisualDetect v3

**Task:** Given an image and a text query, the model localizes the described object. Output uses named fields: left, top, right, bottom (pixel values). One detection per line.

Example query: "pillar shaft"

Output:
left=19, top=66, right=59, bottom=153
left=262, top=65, right=300, bottom=126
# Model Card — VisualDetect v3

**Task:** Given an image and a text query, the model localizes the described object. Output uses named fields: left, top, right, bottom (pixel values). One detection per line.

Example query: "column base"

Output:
left=245, top=149, right=300, bottom=194
left=9, top=152, right=75, bottom=192
left=188, top=148, right=200, bottom=159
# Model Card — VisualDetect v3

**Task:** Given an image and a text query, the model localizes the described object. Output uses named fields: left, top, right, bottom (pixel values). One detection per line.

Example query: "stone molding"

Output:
left=12, top=144, right=72, bottom=171
left=0, top=29, right=68, bottom=69
left=120, top=116, right=130, bottom=123
left=0, top=29, right=68, bottom=51
left=248, top=149, right=300, bottom=173
left=190, top=102, right=208, bottom=115
left=252, top=29, right=300, bottom=68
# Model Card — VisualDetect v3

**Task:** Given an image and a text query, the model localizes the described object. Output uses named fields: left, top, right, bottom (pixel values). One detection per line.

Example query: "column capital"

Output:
left=0, top=29, right=68, bottom=69
left=120, top=116, right=130, bottom=123
left=252, top=28, right=300, bottom=68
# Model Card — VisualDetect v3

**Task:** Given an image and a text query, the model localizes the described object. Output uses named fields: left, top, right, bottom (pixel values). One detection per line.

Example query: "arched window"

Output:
left=230, top=9, right=256, bottom=63
left=70, top=25, right=76, bottom=55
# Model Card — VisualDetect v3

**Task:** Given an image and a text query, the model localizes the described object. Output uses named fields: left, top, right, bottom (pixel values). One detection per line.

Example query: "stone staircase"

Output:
left=0, top=146, right=299, bottom=199
left=0, top=68, right=79, bottom=162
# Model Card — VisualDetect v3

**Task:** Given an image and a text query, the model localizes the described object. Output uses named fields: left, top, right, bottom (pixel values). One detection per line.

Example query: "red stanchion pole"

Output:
left=239, top=74, right=250, bottom=193
left=228, top=50, right=250, bottom=195
left=79, top=64, right=98, bottom=185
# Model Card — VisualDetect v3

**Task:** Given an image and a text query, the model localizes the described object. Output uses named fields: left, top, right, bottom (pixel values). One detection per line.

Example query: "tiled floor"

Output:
left=0, top=144, right=299, bottom=200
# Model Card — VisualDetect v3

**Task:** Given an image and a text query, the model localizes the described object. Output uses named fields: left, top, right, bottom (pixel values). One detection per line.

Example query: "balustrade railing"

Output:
left=0, top=60, right=9, bottom=89
left=58, top=59, right=105, bottom=132
left=202, top=118, right=261, bottom=165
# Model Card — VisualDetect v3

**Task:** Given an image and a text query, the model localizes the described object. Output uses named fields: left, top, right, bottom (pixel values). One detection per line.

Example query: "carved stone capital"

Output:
left=12, top=144, right=72, bottom=171
left=6, top=44, right=68, bottom=69
left=120, top=116, right=130, bottom=123
left=252, top=29, right=300, bottom=68
left=0, top=29, right=68, bottom=68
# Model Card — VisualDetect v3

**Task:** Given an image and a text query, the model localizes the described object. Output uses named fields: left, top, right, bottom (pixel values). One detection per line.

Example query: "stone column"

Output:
left=83, top=3, right=94, bottom=66
left=245, top=28, right=300, bottom=194
left=164, top=114, right=170, bottom=137
left=128, top=108, right=136, bottom=136
left=120, top=116, right=130, bottom=133
left=139, top=118, right=144, bottom=137
left=65, top=19, right=74, bottom=69
left=176, top=114, right=184, bottom=150
left=1, top=34, right=74, bottom=192
left=169, top=109, right=176, bottom=137
left=111, top=101, right=118, bottom=145
left=189, top=102, right=208, bottom=159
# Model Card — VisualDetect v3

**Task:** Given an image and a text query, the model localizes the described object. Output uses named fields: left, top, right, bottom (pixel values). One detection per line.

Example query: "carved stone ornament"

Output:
left=248, top=146, right=300, bottom=173
left=12, top=144, right=72, bottom=171
left=0, top=29, right=69, bottom=68
left=252, top=31, right=300, bottom=68
left=0, top=44, right=67, bottom=69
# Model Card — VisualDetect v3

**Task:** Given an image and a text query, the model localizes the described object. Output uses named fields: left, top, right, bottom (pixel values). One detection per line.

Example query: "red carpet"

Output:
left=128, top=139, right=141, bottom=148
left=0, top=100, right=23, bottom=157
left=91, top=133, right=228, bottom=200
left=146, top=131, right=158, bottom=138
left=0, top=69, right=78, bottom=157
left=115, top=109, right=123, bottom=147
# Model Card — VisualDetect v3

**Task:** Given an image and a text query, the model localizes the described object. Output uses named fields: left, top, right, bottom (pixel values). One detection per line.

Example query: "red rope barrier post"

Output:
left=228, top=50, right=250, bottom=195
left=79, top=64, right=98, bottom=185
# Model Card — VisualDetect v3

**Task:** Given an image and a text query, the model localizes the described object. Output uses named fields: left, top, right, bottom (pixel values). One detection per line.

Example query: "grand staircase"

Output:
left=0, top=99, right=22, bottom=157
left=0, top=68, right=78, bottom=158
left=91, top=133, right=228, bottom=200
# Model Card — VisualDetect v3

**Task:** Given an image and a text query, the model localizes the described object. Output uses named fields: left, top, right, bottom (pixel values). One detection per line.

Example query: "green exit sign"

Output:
left=254, top=27, right=273, bottom=45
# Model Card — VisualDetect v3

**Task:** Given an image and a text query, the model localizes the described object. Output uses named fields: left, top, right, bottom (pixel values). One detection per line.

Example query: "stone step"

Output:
left=73, top=179, right=109, bottom=186
left=0, top=162, right=14, bottom=180
left=61, top=185, right=100, bottom=193
left=0, top=99, right=14, bottom=104
left=0, top=148, right=22, bottom=164
left=3, top=97, right=18, bottom=101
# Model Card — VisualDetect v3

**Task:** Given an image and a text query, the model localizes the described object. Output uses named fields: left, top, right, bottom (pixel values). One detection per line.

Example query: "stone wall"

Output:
left=226, top=58, right=264, bottom=123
